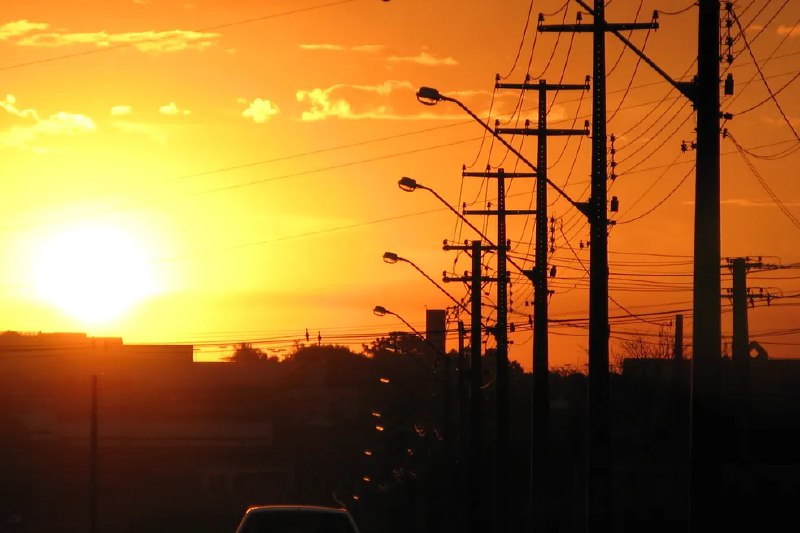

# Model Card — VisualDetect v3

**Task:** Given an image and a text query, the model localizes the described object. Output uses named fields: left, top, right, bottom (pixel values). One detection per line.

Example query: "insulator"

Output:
left=725, top=73, right=734, bottom=95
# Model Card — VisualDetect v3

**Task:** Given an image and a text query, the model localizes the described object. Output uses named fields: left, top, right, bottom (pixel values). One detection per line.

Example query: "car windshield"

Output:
left=239, top=510, right=355, bottom=533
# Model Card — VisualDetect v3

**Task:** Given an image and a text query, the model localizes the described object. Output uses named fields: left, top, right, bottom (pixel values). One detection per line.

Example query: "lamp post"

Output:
left=383, top=250, right=470, bottom=508
left=416, top=85, right=612, bottom=532
left=373, top=304, right=451, bottom=455
left=414, top=89, right=523, bottom=532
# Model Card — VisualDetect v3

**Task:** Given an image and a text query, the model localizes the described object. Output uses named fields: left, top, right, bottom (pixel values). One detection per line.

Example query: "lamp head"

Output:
left=373, top=305, right=389, bottom=317
left=398, top=176, right=419, bottom=192
left=382, top=252, right=399, bottom=264
left=416, top=86, right=442, bottom=106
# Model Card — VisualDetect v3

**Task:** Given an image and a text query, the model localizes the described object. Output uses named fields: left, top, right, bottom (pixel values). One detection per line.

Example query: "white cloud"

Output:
left=0, top=94, right=95, bottom=151
left=387, top=52, right=458, bottom=66
left=241, top=98, right=280, bottom=123
left=159, top=102, right=191, bottom=116
left=16, top=29, right=219, bottom=54
left=111, top=105, right=132, bottom=116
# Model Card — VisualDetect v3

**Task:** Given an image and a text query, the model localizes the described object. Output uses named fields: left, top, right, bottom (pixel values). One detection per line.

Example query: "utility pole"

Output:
left=495, top=77, right=589, bottom=532
left=727, top=257, right=765, bottom=363
left=691, top=2, right=723, bottom=530
left=457, top=319, right=467, bottom=462
left=539, top=4, right=656, bottom=531
left=443, top=240, right=496, bottom=533
left=461, top=168, right=536, bottom=532
left=673, top=314, right=684, bottom=361
left=90, top=374, right=98, bottom=533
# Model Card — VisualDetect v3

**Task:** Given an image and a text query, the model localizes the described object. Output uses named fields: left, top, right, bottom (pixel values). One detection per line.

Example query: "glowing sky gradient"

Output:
left=1, top=0, right=799, bottom=368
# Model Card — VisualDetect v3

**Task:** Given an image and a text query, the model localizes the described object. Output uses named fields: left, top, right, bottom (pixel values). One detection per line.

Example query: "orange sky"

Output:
left=1, top=0, right=799, bottom=369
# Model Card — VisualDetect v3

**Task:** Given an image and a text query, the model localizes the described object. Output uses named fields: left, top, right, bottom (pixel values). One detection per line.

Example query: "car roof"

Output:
left=244, top=505, right=351, bottom=514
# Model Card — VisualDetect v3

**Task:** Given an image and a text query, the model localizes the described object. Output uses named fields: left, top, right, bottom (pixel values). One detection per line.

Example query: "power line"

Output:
left=728, top=133, right=800, bottom=232
left=732, top=3, right=800, bottom=142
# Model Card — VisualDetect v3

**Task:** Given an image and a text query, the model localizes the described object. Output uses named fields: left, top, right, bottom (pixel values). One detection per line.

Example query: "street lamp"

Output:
left=398, top=177, right=494, bottom=245
left=373, top=305, right=431, bottom=346
left=415, top=87, right=583, bottom=211
left=383, top=251, right=467, bottom=314
left=398, top=176, right=533, bottom=279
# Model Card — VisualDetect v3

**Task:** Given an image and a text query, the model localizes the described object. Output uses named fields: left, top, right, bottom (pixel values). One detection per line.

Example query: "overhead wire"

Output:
left=727, top=133, right=800, bottom=232
left=731, top=3, right=800, bottom=142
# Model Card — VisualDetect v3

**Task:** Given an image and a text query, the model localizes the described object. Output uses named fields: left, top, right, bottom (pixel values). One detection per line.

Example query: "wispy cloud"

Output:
left=159, top=102, right=191, bottom=116
left=0, top=20, right=48, bottom=40
left=12, top=26, right=219, bottom=53
left=296, top=81, right=468, bottom=121
left=721, top=198, right=800, bottom=208
left=111, top=105, right=132, bottom=116
left=299, top=43, right=345, bottom=51
left=387, top=52, right=458, bottom=66
left=299, top=43, right=459, bottom=67
left=352, top=44, right=386, bottom=54
left=0, top=94, right=95, bottom=151
left=777, top=24, right=800, bottom=38
left=299, top=43, right=386, bottom=53
left=239, top=98, right=280, bottom=123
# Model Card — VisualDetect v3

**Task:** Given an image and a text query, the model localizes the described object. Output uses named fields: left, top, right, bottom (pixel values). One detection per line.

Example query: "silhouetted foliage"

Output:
left=225, top=342, right=279, bottom=363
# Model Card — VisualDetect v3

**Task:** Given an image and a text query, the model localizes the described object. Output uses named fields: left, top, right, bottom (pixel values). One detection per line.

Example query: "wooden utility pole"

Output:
left=495, top=77, right=589, bottom=532
left=690, top=2, right=723, bottom=530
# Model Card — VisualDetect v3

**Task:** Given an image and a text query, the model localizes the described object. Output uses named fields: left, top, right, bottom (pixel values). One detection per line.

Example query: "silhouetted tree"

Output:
left=225, top=342, right=278, bottom=363
left=612, top=326, right=676, bottom=372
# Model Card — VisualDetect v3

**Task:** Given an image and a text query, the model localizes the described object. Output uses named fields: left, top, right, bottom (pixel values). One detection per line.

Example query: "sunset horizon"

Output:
left=2, top=0, right=798, bottom=371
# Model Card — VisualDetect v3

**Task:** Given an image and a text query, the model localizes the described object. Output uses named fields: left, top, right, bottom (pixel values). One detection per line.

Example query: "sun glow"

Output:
left=30, top=223, right=159, bottom=325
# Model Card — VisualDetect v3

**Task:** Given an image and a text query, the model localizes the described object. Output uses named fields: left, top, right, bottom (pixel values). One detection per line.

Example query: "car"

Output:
left=234, top=504, right=361, bottom=533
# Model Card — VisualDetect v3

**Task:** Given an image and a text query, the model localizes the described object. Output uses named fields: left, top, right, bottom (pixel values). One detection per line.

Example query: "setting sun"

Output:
left=29, top=223, right=158, bottom=325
